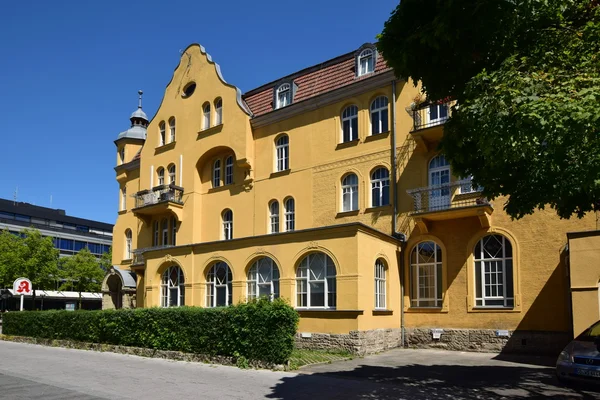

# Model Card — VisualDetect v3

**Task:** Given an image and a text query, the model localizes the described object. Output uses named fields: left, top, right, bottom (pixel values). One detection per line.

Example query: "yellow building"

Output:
left=104, top=43, right=597, bottom=355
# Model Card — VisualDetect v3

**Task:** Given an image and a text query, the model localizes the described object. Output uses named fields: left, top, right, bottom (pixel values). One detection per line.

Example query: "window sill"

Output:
left=197, top=123, right=223, bottom=137
left=270, top=169, right=291, bottom=179
left=364, top=204, right=392, bottom=213
left=336, top=139, right=359, bottom=150
left=121, top=259, right=132, bottom=265
left=405, top=307, right=448, bottom=314
left=372, top=309, right=393, bottom=316
left=469, top=307, right=520, bottom=313
left=154, top=142, right=176, bottom=154
left=118, top=210, right=127, bottom=215
left=207, top=184, right=233, bottom=194
left=365, top=131, right=390, bottom=142
left=336, top=210, right=359, bottom=218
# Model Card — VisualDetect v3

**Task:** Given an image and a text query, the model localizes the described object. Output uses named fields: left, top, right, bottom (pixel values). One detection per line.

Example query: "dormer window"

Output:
left=276, top=83, right=291, bottom=109
left=358, top=48, right=375, bottom=76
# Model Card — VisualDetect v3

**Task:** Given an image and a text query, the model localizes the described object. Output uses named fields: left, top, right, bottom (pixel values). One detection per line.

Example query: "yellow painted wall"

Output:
left=569, top=233, right=600, bottom=336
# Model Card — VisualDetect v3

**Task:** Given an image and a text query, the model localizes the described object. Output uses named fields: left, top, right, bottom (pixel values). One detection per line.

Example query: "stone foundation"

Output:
left=295, top=328, right=403, bottom=355
left=405, top=328, right=571, bottom=356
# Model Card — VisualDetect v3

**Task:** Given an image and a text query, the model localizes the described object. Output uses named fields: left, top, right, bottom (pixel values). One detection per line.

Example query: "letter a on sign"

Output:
left=13, top=278, right=33, bottom=295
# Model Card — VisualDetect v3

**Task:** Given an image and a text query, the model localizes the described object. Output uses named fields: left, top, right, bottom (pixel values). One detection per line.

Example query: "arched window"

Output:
left=121, top=186, right=127, bottom=211
left=225, top=156, right=233, bottom=185
left=375, top=259, right=387, bottom=309
left=296, top=252, right=336, bottom=309
left=119, top=148, right=125, bottom=164
left=222, top=209, right=233, bottom=240
left=206, top=261, right=232, bottom=307
left=370, top=96, right=389, bottom=135
left=275, top=135, right=289, bottom=172
left=341, top=105, right=358, bottom=143
left=161, top=218, right=169, bottom=245
left=161, top=266, right=185, bottom=307
left=168, top=165, right=176, bottom=185
left=168, top=117, right=176, bottom=143
left=410, top=242, right=443, bottom=308
left=124, top=229, right=132, bottom=259
left=215, top=98, right=223, bottom=125
left=284, top=197, right=295, bottom=232
left=342, top=174, right=359, bottom=212
left=269, top=201, right=279, bottom=234
left=276, top=83, right=291, bottom=109
left=153, top=221, right=159, bottom=246
left=474, top=235, right=514, bottom=308
left=213, top=159, right=221, bottom=188
left=171, top=217, right=177, bottom=246
left=157, top=167, right=165, bottom=186
left=203, top=103, right=211, bottom=130
left=248, top=257, right=280, bottom=301
left=358, top=48, right=375, bottom=76
left=371, top=168, right=390, bottom=207
left=159, top=121, right=166, bottom=146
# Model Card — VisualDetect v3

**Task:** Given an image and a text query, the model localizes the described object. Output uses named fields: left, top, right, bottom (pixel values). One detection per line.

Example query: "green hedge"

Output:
left=2, top=298, right=299, bottom=364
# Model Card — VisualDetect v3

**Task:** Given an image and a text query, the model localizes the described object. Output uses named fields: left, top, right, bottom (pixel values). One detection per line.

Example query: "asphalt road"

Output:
left=0, top=341, right=598, bottom=399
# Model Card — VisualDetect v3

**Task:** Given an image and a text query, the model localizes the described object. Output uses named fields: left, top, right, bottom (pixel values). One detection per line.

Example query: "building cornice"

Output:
left=250, top=70, right=397, bottom=128
left=114, top=158, right=140, bottom=173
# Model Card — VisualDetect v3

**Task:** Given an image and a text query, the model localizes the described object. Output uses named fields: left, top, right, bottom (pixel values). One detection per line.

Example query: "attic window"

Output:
left=182, top=82, right=196, bottom=98
left=276, top=83, right=291, bottom=109
left=358, top=49, right=374, bottom=76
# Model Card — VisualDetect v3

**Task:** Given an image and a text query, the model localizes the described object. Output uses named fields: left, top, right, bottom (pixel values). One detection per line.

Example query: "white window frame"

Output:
left=215, top=98, right=223, bottom=125
left=341, top=105, right=358, bottom=143
left=159, top=121, right=166, bottom=146
left=371, top=168, right=390, bottom=207
left=213, top=159, right=221, bottom=188
left=169, top=118, right=176, bottom=143
left=225, top=156, right=233, bottom=185
left=296, top=253, right=336, bottom=309
left=247, top=257, right=280, bottom=301
left=276, top=83, right=291, bottom=109
left=370, top=96, right=389, bottom=135
left=275, top=135, right=289, bottom=172
left=206, top=262, right=232, bottom=307
left=161, top=266, right=185, bottom=307
left=125, top=229, right=132, bottom=259
left=121, top=186, right=127, bottom=211
left=203, top=103, right=211, bottom=130
left=168, top=165, right=176, bottom=185
left=161, top=218, right=169, bottom=246
left=375, top=259, right=386, bottom=309
left=358, top=48, right=375, bottom=76
left=459, top=175, right=482, bottom=194
left=119, top=148, right=125, bottom=164
left=341, top=174, right=359, bottom=212
left=269, top=201, right=279, bottom=234
left=157, top=168, right=165, bottom=186
left=284, top=197, right=295, bottom=232
left=222, top=209, right=233, bottom=240
left=171, top=217, right=177, bottom=246
left=153, top=221, right=159, bottom=247
left=474, top=235, right=514, bottom=308
left=410, top=241, right=443, bottom=308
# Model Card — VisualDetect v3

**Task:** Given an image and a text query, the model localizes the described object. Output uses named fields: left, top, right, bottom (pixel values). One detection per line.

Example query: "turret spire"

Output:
left=138, top=90, right=143, bottom=109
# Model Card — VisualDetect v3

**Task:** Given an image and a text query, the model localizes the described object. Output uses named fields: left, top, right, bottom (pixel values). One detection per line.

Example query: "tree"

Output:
left=99, top=247, right=113, bottom=272
left=0, top=229, right=24, bottom=288
left=61, top=248, right=105, bottom=309
left=378, top=0, right=600, bottom=218
left=20, top=229, right=60, bottom=307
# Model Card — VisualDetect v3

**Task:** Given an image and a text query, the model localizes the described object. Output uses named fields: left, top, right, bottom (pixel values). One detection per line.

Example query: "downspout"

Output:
left=391, top=79, right=407, bottom=347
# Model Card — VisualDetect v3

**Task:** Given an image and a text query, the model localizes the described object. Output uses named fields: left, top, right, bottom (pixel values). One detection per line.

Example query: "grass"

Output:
left=288, top=348, right=354, bottom=370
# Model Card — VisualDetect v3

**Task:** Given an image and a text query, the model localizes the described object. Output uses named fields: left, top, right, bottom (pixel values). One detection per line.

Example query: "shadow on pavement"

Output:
left=493, top=353, right=557, bottom=367
left=267, top=364, right=600, bottom=399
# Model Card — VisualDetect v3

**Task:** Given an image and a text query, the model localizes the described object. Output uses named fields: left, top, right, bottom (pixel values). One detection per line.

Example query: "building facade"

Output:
left=107, top=43, right=596, bottom=355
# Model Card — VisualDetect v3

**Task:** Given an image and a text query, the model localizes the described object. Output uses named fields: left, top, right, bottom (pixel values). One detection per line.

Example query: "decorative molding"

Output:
left=313, top=149, right=391, bottom=173
left=256, top=247, right=265, bottom=255
left=414, top=218, right=429, bottom=234
left=308, top=241, right=319, bottom=249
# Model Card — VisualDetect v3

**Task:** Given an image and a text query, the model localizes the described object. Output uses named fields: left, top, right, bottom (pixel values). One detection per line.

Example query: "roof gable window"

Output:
left=356, top=44, right=377, bottom=77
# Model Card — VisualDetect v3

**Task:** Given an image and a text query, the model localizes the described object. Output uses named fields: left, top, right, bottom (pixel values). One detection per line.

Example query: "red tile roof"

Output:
left=243, top=47, right=391, bottom=117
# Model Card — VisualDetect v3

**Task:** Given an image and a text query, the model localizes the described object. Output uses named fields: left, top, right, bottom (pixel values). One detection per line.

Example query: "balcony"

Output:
left=406, top=179, right=493, bottom=232
left=132, top=184, right=184, bottom=220
left=411, top=102, right=451, bottom=151
left=131, top=245, right=175, bottom=268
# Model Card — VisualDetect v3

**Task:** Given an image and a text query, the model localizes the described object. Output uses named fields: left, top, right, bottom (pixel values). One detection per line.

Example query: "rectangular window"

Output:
left=59, top=238, right=74, bottom=251
left=15, top=214, right=31, bottom=223
left=171, top=218, right=177, bottom=246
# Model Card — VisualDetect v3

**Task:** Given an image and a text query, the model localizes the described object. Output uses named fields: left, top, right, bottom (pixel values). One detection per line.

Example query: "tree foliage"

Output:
left=61, top=248, right=106, bottom=309
left=379, top=0, right=600, bottom=218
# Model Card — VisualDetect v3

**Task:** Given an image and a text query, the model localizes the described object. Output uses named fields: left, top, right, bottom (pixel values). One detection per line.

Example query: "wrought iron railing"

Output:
left=412, top=102, right=451, bottom=131
left=406, top=179, right=489, bottom=214
left=131, top=245, right=174, bottom=266
left=134, top=184, right=183, bottom=209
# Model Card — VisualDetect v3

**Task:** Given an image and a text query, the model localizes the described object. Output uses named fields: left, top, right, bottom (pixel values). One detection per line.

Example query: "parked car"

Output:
left=557, top=320, right=600, bottom=383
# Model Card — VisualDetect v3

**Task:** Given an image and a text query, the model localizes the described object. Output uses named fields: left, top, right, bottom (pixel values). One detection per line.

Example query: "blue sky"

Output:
left=0, top=0, right=398, bottom=224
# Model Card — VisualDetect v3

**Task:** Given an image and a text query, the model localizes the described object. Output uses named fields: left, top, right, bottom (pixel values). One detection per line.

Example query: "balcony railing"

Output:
left=134, top=184, right=183, bottom=209
left=131, top=245, right=175, bottom=266
left=407, top=179, right=489, bottom=214
left=412, top=102, right=451, bottom=131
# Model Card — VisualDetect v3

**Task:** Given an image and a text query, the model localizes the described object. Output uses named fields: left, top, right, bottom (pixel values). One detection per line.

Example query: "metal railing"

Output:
left=131, top=245, right=175, bottom=266
left=412, top=102, right=451, bottom=131
left=134, top=184, right=183, bottom=209
left=406, top=179, right=489, bottom=214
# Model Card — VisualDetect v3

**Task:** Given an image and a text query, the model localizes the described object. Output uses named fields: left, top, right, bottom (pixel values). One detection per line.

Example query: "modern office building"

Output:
left=105, top=42, right=597, bottom=355
left=0, top=198, right=112, bottom=258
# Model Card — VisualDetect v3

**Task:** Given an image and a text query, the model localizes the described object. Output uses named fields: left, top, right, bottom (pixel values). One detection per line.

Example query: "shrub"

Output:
left=2, top=298, right=299, bottom=364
